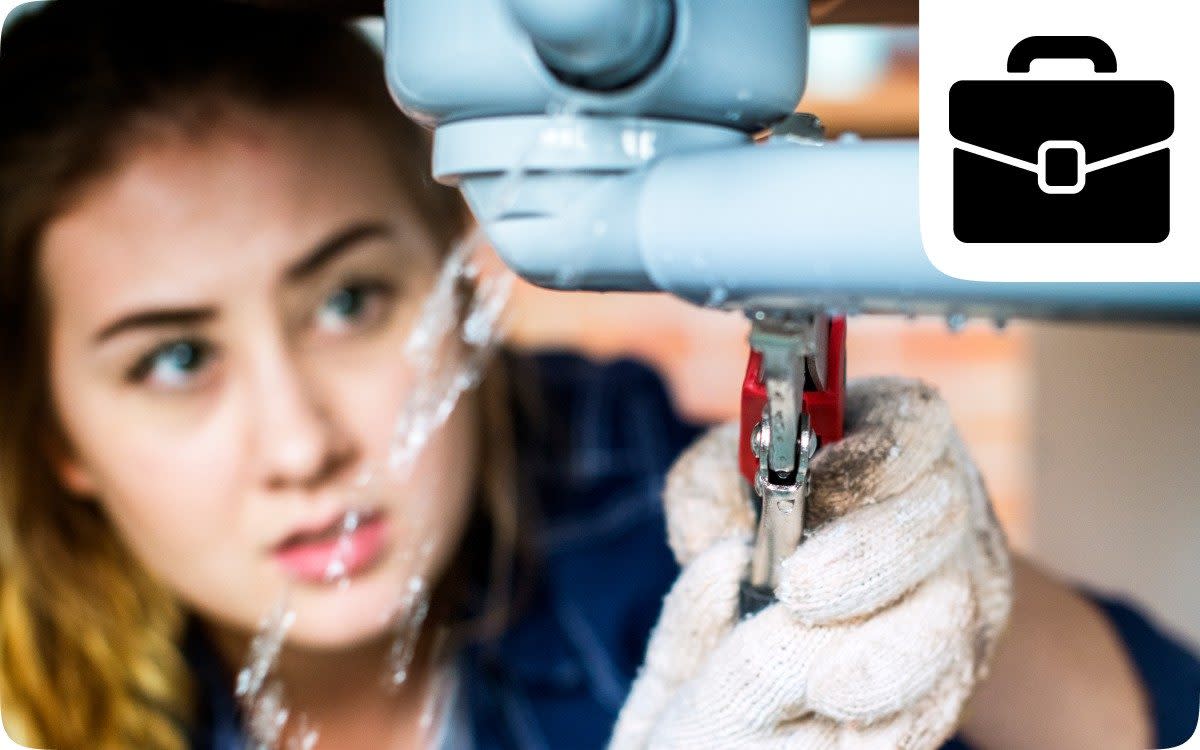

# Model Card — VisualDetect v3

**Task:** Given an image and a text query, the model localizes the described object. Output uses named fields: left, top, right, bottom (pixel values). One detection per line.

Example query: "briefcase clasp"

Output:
left=1037, top=140, right=1086, bottom=195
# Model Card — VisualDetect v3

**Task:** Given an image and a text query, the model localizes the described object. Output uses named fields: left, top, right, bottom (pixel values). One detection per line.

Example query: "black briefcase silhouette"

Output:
left=950, top=36, right=1173, bottom=243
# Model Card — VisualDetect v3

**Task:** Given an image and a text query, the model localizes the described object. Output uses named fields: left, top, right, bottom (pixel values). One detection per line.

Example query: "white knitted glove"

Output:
left=610, top=377, right=1012, bottom=750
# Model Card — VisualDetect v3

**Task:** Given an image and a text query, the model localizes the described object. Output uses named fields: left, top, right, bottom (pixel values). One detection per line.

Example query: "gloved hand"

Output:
left=609, top=377, right=1012, bottom=749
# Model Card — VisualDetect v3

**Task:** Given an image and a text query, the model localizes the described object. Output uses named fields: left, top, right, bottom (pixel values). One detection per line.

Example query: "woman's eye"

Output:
left=128, top=340, right=213, bottom=390
left=315, top=281, right=393, bottom=332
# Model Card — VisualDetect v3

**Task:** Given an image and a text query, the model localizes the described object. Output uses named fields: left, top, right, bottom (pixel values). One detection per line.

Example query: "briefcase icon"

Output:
left=950, top=36, right=1173, bottom=243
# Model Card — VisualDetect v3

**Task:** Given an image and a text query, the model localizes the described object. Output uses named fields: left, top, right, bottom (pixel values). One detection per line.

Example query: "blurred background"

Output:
left=488, top=25, right=1200, bottom=647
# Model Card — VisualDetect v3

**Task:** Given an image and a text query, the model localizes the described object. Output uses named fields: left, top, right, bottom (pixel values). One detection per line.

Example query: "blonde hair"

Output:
left=0, top=2, right=521, bottom=747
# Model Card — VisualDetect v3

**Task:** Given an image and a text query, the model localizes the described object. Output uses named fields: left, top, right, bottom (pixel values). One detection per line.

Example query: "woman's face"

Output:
left=39, top=105, right=478, bottom=649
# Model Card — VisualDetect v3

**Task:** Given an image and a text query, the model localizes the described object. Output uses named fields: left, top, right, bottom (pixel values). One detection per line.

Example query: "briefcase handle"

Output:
left=1007, top=35, right=1117, bottom=73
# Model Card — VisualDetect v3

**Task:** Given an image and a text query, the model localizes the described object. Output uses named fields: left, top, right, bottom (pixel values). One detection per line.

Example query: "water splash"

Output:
left=386, top=574, right=431, bottom=687
left=235, top=594, right=311, bottom=750
left=236, top=596, right=294, bottom=703
left=258, top=147, right=523, bottom=745
left=230, top=93, right=659, bottom=747
left=386, top=229, right=514, bottom=479
left=486, top=98, right=581, bottom=225
left=322, top=509, right=360, bottom=587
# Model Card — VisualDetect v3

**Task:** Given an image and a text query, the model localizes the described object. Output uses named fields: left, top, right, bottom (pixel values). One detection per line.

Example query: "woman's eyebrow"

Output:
left=284, top=221, right=393, bottom=282
left=93, top=307, right=217, bottom=345
left=91, top=222, right=394, bottom=346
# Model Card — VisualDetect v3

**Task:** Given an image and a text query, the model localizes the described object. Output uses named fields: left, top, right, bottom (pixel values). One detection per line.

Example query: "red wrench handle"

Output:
left=738, top=317, right=846, bottom=486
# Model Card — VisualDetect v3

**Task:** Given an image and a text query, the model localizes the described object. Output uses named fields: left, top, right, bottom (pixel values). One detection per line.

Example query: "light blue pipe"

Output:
left=388, top=0, right=1200, bottom=323
left=437, top=120, right=1200, bottom=322
left=384, top=0, right=808, bottom=131
left=506, top=0, right=674, bottom=89
left=638, top=139, right=1200, bottom=321
left=433, top=115, right=748, bottom=292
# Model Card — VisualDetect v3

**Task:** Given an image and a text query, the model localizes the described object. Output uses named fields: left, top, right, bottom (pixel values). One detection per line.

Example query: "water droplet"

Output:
left=236, top=596, right=307, bottom=749
left=620, top=126, right=658, bottom=161
left=322, top=547, right=347, bottom=583
left=387, top=591, right=431, bottom=686
left=946, top=311, right=968, bottom=333
left=386, top=228, right=512, bottom=482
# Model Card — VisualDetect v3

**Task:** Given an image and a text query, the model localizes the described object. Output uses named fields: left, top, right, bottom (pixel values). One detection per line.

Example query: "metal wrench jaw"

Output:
left=740, top=414, right=816, bottom=616
left=736, top=313, right=843, bottom=618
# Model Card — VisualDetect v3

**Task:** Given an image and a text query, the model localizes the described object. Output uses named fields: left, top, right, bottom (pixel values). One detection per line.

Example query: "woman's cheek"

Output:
left=98, top=396, right=251, bottom=577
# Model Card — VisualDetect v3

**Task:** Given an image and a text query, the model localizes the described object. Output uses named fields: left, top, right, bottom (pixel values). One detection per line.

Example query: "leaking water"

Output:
left=233, top=219, right=514, bottom=746
left=386, top=574, right=431, bottom=686
left=236, top=595, right=306, bottom=750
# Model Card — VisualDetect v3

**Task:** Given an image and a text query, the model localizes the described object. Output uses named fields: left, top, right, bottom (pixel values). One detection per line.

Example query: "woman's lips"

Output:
left=271, top=511, right=389, bottom=584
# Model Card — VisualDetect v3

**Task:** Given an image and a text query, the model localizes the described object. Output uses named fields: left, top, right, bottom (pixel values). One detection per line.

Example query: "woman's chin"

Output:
left=280, top=574, right=414, bottom=650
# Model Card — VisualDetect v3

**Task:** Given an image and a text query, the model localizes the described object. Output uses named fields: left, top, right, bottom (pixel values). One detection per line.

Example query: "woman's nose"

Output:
left=251, top=341, right=357, bottom=492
